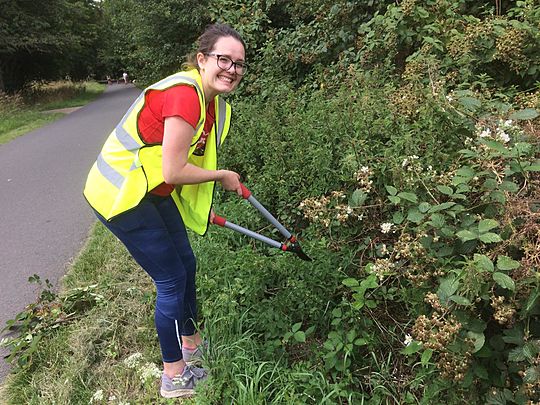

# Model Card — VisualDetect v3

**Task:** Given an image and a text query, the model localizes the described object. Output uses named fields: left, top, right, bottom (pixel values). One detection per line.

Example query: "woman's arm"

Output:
left=162, top=116, right=242, bottom=194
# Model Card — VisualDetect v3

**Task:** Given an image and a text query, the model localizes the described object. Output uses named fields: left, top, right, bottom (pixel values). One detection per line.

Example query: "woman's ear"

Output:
left=196, top=52, right=206, bottom=70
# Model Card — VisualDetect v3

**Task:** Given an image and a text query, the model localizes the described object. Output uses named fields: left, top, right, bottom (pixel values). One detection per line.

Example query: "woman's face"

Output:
left=197, top=36, right=245, bottom=100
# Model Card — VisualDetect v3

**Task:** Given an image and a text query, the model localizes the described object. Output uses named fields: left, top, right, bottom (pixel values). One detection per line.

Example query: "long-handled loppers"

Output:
left=212, top=183, right=312, bottom=261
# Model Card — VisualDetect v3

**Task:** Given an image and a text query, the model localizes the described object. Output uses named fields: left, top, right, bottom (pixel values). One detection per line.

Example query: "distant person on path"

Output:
left=83, top=23, right=246, bottom=399
left=122, top=71, right=128, bottom=84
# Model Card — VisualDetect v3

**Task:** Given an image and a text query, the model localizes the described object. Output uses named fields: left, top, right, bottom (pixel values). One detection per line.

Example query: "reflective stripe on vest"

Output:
left=84, top=69, right=232, bottom=235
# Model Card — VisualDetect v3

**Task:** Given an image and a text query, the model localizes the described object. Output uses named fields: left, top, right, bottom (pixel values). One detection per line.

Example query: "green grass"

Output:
left=0, top=221, right=341, bottom=404
left=0, top=81, right=106, bottom=145
left=0, top=111, right=63, bottom=145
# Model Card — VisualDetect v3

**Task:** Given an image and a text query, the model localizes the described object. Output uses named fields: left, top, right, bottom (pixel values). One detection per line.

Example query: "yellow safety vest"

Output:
left=83, top=69, right=232, bottom=235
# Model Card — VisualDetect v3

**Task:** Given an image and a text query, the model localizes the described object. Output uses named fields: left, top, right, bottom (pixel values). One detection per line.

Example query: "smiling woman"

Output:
left=83, top=23, right=247, bottom=400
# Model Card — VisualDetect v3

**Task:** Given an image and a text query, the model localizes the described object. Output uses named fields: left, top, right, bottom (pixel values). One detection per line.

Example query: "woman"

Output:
left=83, top=23, right=246, bottom=398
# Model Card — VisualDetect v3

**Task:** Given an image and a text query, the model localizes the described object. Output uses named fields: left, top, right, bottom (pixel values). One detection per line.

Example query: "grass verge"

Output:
left=1, top=214, right=341, bottom=404
left=0, top=81, right=106, bottom=146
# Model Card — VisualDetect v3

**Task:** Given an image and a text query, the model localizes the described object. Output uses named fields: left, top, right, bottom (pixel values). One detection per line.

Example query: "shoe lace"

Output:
left=184, top=365, right=206, bottom=379
left=171, top=365, right=206, bottom=385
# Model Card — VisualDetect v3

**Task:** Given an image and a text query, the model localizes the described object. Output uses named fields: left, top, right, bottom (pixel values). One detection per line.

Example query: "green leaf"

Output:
left=467, top=331, right=485, bottom=353
left=523, top=367, right=540, bottom=384
left=407, top=208, right=424, bottom=224
left=418, top=202, right=431, bottom=213
left=479, top=233, right=502, bottom=243
left=496, top=256, right=520, bottom=271
left=499, top=181, right=519, bottom=192
left=509, top=108, right=539, bottom=121
left=342, top=278, right=359, bottom=287
left=450, top=295, right=471, bottom=306
left=389, top=196, right=401, bottom=204
left=502, top=328, right=524, bottom=345
left=354, top=338, right=368, bottom=346
left=436, top=185, right=454, bottom=195
left=478, top=219, right=499, bottom=233
left=524, top=165, right=540, bottom=172
left=525, top=289, right=540, bottom=313
left=481, top=139, right=508, bottom=154
left=393, top=211, right=405, bottom=224
left=456, top=166, right=475, bottom=178
left=421, top=349, right=433, bottom=365
left=428, top=213, right=445, bottom=228
left=493, top=272, right=515, bottom=291
left=385, top=185, right=398, bottom=196
left=523, top=342, right=539, bottom=360
left=292, top=322, right=302, bottom=333
left=293, top=331, right=306, bottom=343
left=474, top=254, right=494, bottom=272
left=508, top=346, right=526, bottom=362
left=437, top=276, right=459, bottom=302
left=489, top=190, right=507, bottom=204
left=428, top=202, right=456, bottom=213
left=350, top=189, right=367, bottom=207
left=361, top=274, right=379, bottom=289
left=459, top=96, right=482, bottom=111
left=456, top=230, right=478, bottom=242
left=397, top=192, right=418, bottom=203
left=401, top=341, right=422, bottom=355
left=472, top=363, right=489, bottom=380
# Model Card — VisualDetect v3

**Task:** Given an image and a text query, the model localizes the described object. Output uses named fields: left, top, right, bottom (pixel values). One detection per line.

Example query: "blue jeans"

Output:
left=94, top=195, right=197, bottom=362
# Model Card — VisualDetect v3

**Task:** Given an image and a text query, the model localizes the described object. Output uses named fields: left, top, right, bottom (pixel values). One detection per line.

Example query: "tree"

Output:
left=0, top=0, right=102, bottom=92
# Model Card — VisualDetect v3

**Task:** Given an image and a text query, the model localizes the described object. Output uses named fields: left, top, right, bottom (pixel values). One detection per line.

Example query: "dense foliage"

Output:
left=203, top=1, right=540, bottom=403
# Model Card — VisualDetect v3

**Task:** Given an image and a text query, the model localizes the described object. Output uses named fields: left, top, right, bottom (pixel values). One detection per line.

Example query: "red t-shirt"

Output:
left=137, top=85, right=215, bottom=196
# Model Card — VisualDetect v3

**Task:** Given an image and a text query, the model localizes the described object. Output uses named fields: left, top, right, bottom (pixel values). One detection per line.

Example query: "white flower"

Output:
left=380, top=222, right=394, bottom=234
left=403, top=334, right=413, bottom=346
left=108, top=394, right=117, bottom=401
left=123, top=352, right=143, bottom=369
left=139, top=362, right=161, bottom=382
left=479, top=128, right=491, bottom=138
left=446, top=95, right=453, bottom=102
left=402, top=158, right=409, bottom=167
left=90, top=389, right=104, bottom=403
left=504, top=119, right=513, bottom=127
left=360, top=166, right=370, bottom=174
left=497, top=130, right=510, bottom=143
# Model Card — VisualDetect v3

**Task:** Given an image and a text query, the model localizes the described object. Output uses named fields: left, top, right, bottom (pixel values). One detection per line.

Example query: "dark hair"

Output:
left=184, top=23, right=246, bottom=70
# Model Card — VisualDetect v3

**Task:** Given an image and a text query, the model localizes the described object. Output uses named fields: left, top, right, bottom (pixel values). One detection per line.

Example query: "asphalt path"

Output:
left=0, top=83, right=141, bottom=382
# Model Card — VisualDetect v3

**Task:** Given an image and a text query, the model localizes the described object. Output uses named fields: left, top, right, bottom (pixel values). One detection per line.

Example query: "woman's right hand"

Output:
left=218, top=170, right=242, bottom=196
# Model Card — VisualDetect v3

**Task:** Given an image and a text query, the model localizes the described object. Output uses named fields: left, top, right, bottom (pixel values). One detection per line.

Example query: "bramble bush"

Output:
left=204, top=54, right=540, bottom=402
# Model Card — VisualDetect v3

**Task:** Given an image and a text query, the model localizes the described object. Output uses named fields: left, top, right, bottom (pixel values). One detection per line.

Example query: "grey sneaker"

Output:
left=160, top=365, right=208, bottom=398
left=182, top=340, right=208, bottom=366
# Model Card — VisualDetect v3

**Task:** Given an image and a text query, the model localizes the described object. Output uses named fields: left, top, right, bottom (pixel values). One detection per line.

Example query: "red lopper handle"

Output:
left=239, top=183, right=251, bottom=199
left=212, top=214, right=227, bottom=227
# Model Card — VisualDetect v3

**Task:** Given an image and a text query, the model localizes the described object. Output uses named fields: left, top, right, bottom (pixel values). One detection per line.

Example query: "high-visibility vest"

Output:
left=83, top=69, right=232, bottom=235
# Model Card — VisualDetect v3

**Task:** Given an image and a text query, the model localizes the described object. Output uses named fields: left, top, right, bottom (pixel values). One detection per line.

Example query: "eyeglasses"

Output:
left=206, top=53, right=247, bottom=75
